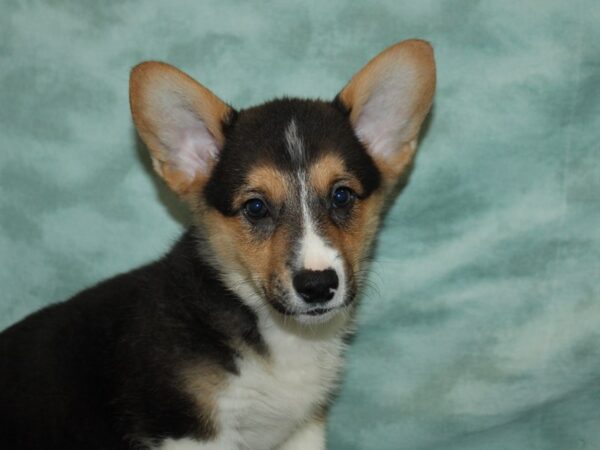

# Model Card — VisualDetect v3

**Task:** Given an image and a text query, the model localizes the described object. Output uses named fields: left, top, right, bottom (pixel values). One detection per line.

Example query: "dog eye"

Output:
left=244, top=198, right=269, bottom=219
left=331, top=187, right=354, bottom=208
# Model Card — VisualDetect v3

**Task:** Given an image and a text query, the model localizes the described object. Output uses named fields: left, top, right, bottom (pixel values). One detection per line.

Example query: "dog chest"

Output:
left=214, top=330, right=344, bottom=448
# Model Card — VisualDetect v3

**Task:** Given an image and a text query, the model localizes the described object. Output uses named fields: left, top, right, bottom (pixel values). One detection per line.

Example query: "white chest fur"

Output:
left=159, top=315, right=347, bottom=450
left=215, top=318, right=345, bottom=449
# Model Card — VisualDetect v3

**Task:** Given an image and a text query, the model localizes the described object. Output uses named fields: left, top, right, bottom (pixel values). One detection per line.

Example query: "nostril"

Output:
left=293, top=269, right=339, bottom=304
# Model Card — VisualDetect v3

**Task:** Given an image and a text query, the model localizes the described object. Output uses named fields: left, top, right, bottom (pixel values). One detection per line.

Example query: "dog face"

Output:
left=130, top=40, right=435, bottom=324
left=199, top=99, right=383, bottom=322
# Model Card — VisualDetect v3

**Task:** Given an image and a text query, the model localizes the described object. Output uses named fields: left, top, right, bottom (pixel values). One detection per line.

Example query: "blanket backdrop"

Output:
left=1, top=1, right=599, bottom=448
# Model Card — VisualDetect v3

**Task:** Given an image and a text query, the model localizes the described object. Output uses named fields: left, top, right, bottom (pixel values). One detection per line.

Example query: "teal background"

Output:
left=1, top=1, right=600, bottom=448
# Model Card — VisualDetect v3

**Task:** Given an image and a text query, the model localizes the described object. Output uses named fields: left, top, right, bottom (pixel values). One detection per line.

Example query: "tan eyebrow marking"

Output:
left=234, top=165, right=291, bottom=208
left=308, top=153, right=363, bottom=197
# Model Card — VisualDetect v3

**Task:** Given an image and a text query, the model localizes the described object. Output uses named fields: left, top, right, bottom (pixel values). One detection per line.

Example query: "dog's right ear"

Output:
left=130, top=62, right=234, bottom=195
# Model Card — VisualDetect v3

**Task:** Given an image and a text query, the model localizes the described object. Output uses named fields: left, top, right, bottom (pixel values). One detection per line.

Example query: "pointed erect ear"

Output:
left=130, top=62, right=234, bottom=195
left=337, top=40, right=436, bottom=180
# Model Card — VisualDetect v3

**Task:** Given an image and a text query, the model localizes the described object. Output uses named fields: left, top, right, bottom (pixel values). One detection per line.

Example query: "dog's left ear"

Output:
left=130, top=62, right=234, bottom=195
left=337, top=40, right=436, bottom=183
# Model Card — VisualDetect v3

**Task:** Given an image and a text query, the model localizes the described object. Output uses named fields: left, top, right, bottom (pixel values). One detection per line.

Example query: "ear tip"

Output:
left=402, top=39, right=434, bottom=51
left=408, top=39, right=435, bottom=62
left=386, top=40, right=436, bottom=90
left=130, top=61, right=176, bottom=84
left=129, top=61, right=188, bottom=111
left=388, top=39, right=435, bottom=66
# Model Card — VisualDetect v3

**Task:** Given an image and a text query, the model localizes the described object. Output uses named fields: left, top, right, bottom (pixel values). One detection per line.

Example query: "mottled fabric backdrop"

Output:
left=1, top=1, right=599, bottom=449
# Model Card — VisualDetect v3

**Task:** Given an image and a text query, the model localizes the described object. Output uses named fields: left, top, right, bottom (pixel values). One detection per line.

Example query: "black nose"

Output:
left=293, top=269, right=339, bottom=304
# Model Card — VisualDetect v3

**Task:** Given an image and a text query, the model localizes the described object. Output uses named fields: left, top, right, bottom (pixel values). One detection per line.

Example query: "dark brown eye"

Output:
left=244, top=198, right=269, bottom=219
left=331, top=187, right=354, bottom=208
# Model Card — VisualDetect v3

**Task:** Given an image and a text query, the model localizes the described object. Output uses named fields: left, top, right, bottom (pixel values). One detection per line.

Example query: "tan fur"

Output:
left=324, top=191, right=385, bottom=276
left=200, top=209, right=292, bottom=307
left=179, top=363, right=227, bottom=439
left=309, top=154, right=363, bottom=197
left=237, top=166, right=291, bottom=208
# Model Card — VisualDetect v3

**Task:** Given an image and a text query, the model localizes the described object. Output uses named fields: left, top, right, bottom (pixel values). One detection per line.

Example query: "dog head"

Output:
left=130, top=40, right=435, bottom=324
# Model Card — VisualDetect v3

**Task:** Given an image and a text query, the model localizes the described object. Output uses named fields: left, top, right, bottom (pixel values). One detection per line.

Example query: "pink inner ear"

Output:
left=353, top=68, right=421, bottom=159
left=153, top=89, right=221, bottom=180
left=173, top=123, right=219, bottom=179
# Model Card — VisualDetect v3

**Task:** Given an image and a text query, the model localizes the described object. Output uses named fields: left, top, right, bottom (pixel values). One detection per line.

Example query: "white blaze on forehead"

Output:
left=285, top=117, right=347, bottom=307
left=284, top=117, right=333, bottom=270
left=284, top=118, right=305, bottom=165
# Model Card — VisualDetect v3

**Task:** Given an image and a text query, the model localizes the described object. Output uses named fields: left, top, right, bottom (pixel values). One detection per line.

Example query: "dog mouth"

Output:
left=268, top=294, right=354, bottom=320
left=269, top=300, right=340, bottom=317
left=300, top=306, right=338, bottom=316
left=266, top=283, right=356, bottom=320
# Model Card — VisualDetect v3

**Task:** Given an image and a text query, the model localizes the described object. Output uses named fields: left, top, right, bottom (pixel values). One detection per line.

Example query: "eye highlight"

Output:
left=244, top=198, right=269, bottom=219
left=331, top=186, right=354, bottom=208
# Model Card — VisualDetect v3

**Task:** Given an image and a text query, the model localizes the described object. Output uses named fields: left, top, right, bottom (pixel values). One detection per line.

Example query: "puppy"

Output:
left=0, top=39, right=435, bottom=449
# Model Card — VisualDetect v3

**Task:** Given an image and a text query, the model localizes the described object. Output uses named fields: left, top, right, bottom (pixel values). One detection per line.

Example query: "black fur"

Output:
left=0, top=229, right=264, bottom=449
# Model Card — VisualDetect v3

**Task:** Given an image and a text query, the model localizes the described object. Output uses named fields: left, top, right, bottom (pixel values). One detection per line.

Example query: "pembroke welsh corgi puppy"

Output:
left=0, top=39, right=435, bottom=449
